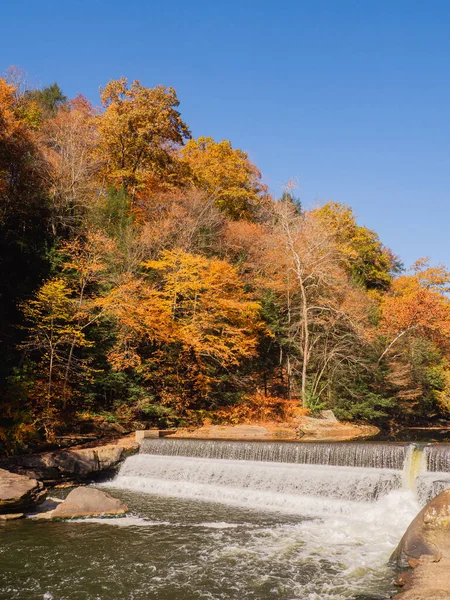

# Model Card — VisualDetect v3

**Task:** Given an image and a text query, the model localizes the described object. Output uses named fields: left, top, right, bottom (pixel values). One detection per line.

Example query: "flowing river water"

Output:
left=2, top=440, right=450, bottom=600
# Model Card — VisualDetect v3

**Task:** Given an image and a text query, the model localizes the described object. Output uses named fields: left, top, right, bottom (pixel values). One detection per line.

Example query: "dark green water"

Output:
left=0, top=486, right=404, bottom=600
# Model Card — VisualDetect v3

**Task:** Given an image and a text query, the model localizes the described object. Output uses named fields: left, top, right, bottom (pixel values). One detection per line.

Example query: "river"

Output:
left=2, top=439, right=450, bottom=600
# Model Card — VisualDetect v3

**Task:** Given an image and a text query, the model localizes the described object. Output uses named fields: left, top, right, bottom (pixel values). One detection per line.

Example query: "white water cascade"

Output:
left=108, top=439, right=450, bottom=516
left=100, top=440, right=450, bottom=599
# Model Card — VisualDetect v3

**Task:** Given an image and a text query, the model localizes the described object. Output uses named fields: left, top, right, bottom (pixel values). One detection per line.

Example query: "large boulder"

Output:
left=393, top=489, right=450, bottom=568
left=393, top=556, right=450, bottom=599
left=45, top=487, right=128, bottom=519
left=0, top=468, right=46, bottom=514
left=392, top=489, right=450, bottom=599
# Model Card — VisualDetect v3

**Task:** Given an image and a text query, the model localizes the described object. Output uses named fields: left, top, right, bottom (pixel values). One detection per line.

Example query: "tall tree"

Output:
left=96, top=77, right=191, bottom=196
left=40, top=95, right=98, bottom=234
left=20, top=279, right=92, bottom=436
left=261, top=199, right=374, bottom=407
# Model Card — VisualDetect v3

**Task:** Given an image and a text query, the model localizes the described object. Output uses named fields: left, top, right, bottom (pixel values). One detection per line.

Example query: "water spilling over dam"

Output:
left=3, top=439, right=450, bottom=600
left=110, top=438, right=450, bottom=512
left=95, top=438, right=450, bottom=597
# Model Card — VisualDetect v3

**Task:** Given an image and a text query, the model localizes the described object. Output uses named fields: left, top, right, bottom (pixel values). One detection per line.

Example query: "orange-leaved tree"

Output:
left=181, top=136, right=267, bottom=220
left=143, top=250, right=261, bottom=365
left=379, top=260, right=450, bottom=363
left=102, top=249, right=262, bottom=408
left=96, top=77, right=191, bottom=196
left=379, top=260, right=450, bottom=416
left=40, top=95, right=98, bottom=234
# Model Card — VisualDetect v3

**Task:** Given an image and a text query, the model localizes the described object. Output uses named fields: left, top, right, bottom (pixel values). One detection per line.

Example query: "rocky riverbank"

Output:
left=0, top=434, right=139, bottom=486
left=0, top=435, right=138, bottom=519
left=171, top=413, right=379, bottom=442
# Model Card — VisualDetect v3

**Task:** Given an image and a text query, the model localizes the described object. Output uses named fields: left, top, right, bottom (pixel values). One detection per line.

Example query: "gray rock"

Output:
left=48, top=487, right=128, bottom=519
left=320, top=410, right=338, bottom=422
left=0, top=468, right=46, bottom=514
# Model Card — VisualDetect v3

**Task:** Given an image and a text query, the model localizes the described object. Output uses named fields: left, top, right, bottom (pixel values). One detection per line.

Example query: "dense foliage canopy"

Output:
left=1, top=68, right=450, bottom=452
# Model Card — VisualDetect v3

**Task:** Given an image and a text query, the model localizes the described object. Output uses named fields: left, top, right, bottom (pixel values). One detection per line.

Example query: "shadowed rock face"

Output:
left=392, top=489, right=450, bottom=599
left=0, top=468, right=46, bottom=513
left=0, top=436, right=139, bottom=485
left=37, top=487, right=128, bottom=519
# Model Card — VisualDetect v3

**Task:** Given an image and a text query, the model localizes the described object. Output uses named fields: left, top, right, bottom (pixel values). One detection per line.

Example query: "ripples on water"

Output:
left=7, top=438, right=450, bottom=600
left=0, top=454, right=425, bottom=600
left=0, top=488, right=416, bottom=600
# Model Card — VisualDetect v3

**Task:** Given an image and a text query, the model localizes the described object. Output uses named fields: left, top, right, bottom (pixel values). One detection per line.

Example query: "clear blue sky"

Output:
left=2, top=0, right=450, bottom=269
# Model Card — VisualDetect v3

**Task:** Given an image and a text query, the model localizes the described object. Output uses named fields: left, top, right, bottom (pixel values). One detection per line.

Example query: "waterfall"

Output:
left=105, top=439, right=450, bottom=518
left=140, top=438, right=407, bottom=468
left=402, top=443, right=428, bottom=488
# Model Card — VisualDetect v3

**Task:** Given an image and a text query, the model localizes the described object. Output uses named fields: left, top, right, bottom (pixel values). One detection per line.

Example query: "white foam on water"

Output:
left=102, top=452, right=420, bottom=585
left=195, top=521, right=241, bottom=529
left=72, top=515, right=245, bottom=530
left=72, top=516, right=171, bottom=527
left=98, top=445, right=440, bottom=598
left=188, top=491, right=419, bottom=600
left=105, top=454, right=405, bottom=514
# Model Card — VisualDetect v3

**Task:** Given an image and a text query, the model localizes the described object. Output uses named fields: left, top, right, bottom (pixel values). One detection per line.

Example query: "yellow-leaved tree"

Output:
left=20, top=279, right=93, bottom=436
left=181, top=136, right=267, bottom=220
left=315, top=202, right=399, bottom=290
left=102, top=249, right=262, bottom=408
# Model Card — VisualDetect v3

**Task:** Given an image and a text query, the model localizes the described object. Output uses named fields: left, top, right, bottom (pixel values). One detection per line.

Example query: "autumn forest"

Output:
left=1, top=67, right=450, bottom=453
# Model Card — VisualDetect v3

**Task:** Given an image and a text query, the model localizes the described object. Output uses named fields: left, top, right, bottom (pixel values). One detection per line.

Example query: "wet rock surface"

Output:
left=393, top=489, right=450, bottom=599
left=172, top=424, right=272, bottom=440
left=0, top=468, right=46, bottom=513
